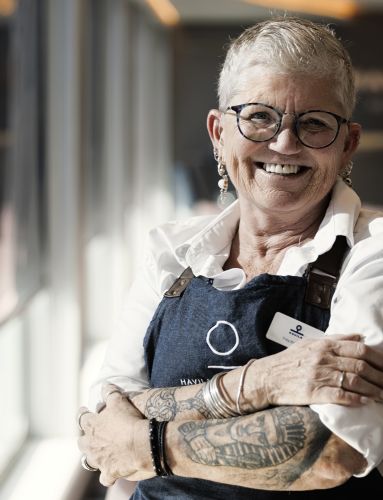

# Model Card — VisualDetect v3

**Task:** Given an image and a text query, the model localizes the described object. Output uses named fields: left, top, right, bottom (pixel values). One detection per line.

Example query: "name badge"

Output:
left=266, top=312, right=325, bottom=348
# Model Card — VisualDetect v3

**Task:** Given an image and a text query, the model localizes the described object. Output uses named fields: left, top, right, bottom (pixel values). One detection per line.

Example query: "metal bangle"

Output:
left=236, top=359, right=254, bottom=415
left=203, top=373, right=238, bottom=418
left=202, top=378, right=222, bottom=419
left=210, top=373, right=237, bottom=417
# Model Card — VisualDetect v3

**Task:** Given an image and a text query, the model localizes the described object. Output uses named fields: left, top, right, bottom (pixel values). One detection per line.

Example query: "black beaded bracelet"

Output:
left=148, top=418, right=173, bottom=477
left=148, top=418, right=162, bottom=476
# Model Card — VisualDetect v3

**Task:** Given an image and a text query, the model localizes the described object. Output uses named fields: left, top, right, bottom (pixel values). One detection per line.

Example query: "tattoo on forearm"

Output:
left=178, top=406, right=331, bottom=485
left=142, top=387, right=213, bottom=421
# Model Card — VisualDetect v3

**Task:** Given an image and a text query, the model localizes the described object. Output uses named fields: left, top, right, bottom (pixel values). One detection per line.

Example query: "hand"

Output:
left=251, top=334, right=383, bottom=408
left=77, top=384, right=154, bottom=486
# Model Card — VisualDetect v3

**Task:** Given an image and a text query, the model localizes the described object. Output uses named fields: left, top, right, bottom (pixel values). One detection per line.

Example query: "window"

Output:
left=0, top=0, right=44, bottom=478
left=0, top=0, right=44, bottom=323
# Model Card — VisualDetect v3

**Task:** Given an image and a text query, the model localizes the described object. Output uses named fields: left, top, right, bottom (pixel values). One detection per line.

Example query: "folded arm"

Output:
left=78, top=391, right=367, bottom=488
left=128, top=334, right=383, bottom=422
left=164, top=405, right=367, bottom=490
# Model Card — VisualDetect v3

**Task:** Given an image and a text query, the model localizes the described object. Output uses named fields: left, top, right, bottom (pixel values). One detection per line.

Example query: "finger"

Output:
left=77, top=435, right=87, bottom=454
left=327, top=362, right=383, bottom=401
left=336, top=370, right=383, bottom=402
left=77, top=406, right=91, bottom=431
left=326, top=333, right=362, bottom=341
left=82, top=454, right=99, bottom=472
left=77, top=436, right=96, bottom=460
left=324, top=386, right=371, bottom=407
left=102, top=384, right=123, bottom=402
left=96, top=401, right=106, bottom=413
left=99, top=472, right=117, bottom=487
left=102, top=384, right=140, bottom=412
left=79, top=410, right=97, bottom=432
left=101, top=385, right=143, bottom=417
left=332, top=341, right=383, bottom=370
left=360, top=345, right=383, bottom=371
left=336, top=357, right=383, bottom=391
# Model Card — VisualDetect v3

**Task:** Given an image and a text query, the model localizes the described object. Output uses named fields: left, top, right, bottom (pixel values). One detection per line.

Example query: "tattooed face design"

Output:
left=179, top=407, right=307, bottom=470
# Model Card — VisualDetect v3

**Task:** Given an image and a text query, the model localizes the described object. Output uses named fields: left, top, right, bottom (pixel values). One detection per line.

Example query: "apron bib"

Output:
left=133, top=237, right=382, bottom=498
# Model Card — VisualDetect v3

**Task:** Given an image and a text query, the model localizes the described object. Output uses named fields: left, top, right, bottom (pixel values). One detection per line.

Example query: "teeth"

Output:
left=263, top=163, right=301, bottom=175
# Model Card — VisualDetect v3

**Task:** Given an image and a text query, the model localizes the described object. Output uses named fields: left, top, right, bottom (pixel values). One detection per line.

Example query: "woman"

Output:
left=78, top=17, right=383, bottom=498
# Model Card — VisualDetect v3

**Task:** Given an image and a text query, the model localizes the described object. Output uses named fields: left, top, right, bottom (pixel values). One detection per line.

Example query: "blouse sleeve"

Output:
left=311, top=232, right=383, bottom=477
left=88, top=241, right=165, bottom=410
left=87, top=220, right=189, bottom=410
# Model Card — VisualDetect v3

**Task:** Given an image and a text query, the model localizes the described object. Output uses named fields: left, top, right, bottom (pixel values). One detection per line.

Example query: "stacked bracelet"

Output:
left=148, top=418, right=173, bottom=477
left=203, top=361, right=255, bottom=418
left=202, top=372, right=238, bottom=418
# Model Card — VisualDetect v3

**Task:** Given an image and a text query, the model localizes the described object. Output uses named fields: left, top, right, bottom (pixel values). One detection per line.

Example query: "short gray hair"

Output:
left=218, top=17, right=356, bottom=117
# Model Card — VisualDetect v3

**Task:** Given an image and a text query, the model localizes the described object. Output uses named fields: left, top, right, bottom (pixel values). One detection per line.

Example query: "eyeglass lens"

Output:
left=237, top=104, right=341, bottom=148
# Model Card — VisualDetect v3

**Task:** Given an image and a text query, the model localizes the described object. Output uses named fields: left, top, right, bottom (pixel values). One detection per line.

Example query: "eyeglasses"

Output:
left=225, top=102, right=349, bottom=149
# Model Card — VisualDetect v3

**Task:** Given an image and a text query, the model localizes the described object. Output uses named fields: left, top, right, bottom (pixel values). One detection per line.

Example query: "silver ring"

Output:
left=77, top=409, right=91, bottom=432
left=104, top=388, right=122, bottom=402
left=81, top=455, right=98, bottom=472
left=339, top=371, right=346, bottom=389
left=95, top=401, right=106, bottom=413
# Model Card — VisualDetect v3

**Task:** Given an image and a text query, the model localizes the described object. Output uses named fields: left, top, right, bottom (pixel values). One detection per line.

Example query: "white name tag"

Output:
left=266, top=312, right=325, bottom=348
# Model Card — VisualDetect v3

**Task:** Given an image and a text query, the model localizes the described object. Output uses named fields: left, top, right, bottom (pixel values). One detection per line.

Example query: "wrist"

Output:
left=243, top=359, right=269, bottom=412
left=133, top=420, right=153, bottom=474
left=225, top=359, right=268, bottom=413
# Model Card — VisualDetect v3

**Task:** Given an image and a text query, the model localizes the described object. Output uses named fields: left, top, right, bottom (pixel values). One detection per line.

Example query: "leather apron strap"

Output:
left=164, top=236, right=349, bottom=310
left=164, top=267, right=195, bottom=298
left=304, top=236, right=349, bottom=309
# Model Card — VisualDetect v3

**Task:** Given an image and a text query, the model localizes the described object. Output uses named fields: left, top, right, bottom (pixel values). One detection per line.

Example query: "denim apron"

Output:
left=132, top=237, right=382, bottom=499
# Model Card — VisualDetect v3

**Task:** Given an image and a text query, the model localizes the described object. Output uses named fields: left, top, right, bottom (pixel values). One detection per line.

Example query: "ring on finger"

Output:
left=103, top=388, right=123, bottom=402
left=96, top=401, right=106, bottom=413
left=81, top=455, right=98, bottom=472
left=77, top=409, right=91, bottom=432
left=339, top=370, right=346, bottom=390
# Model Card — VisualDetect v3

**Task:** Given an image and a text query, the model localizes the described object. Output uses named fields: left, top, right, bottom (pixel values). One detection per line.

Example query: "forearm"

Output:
left=129, top=363, right=267, bottom=421
left=129, top=331, right=383, bottom=422
left=80, top=387, right=368, bottom=488
left=161, top=405, right=367, bottom=490
left=129, top=385, right=214, bottom=421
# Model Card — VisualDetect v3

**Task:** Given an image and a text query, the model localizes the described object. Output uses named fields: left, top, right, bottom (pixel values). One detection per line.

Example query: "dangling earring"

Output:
left=341, top=161, right=353, bottom=187
left=214, top=148, right=228, bottom=204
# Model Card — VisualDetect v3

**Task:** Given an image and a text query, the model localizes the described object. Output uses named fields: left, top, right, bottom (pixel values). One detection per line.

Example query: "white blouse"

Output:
left=90, top=179, right=383, bottom=477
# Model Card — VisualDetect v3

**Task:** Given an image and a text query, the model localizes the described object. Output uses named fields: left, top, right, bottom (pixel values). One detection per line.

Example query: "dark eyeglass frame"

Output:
left=225, top=102, right=349, bottom=149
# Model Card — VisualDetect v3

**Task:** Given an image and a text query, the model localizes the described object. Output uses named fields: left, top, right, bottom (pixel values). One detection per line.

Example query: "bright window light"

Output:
left=145, top=0, right=180, bottom=26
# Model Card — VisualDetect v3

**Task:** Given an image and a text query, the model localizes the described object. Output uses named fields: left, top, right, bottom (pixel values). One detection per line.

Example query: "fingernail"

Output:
left=360, top=397, right=370, bottom=404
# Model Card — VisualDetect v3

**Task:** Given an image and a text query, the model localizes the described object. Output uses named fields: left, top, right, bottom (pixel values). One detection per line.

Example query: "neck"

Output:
left=225, top=195, right=330, bottom=277
left=238, top=197, right=328, bottom=247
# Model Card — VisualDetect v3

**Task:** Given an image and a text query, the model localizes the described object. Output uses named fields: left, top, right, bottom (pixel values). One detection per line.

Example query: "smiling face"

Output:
left=208, top=66, right=360, bottom=219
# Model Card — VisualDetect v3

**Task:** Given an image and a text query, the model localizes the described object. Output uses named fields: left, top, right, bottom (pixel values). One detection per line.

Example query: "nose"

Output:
left=268, top=117, right=302, bottom=155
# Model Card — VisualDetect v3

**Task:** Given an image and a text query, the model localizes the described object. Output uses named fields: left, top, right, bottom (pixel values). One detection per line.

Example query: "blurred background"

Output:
left=0, top=0, right=382, bottom=499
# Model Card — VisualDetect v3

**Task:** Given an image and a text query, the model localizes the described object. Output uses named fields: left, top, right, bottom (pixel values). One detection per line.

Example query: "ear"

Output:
left=207, top=109, right=224, bottom=150
left=342, top=122, right=361, bottom=161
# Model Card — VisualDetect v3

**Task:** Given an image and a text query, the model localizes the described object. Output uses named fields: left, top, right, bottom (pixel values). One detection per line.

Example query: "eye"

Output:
left=300, top=118, right=328, bottom=131
left=249, top=111, right=273, bottom=123
left=299, top=113, right=338, bottom=133
left=241, top=110, right=276, bottom=127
